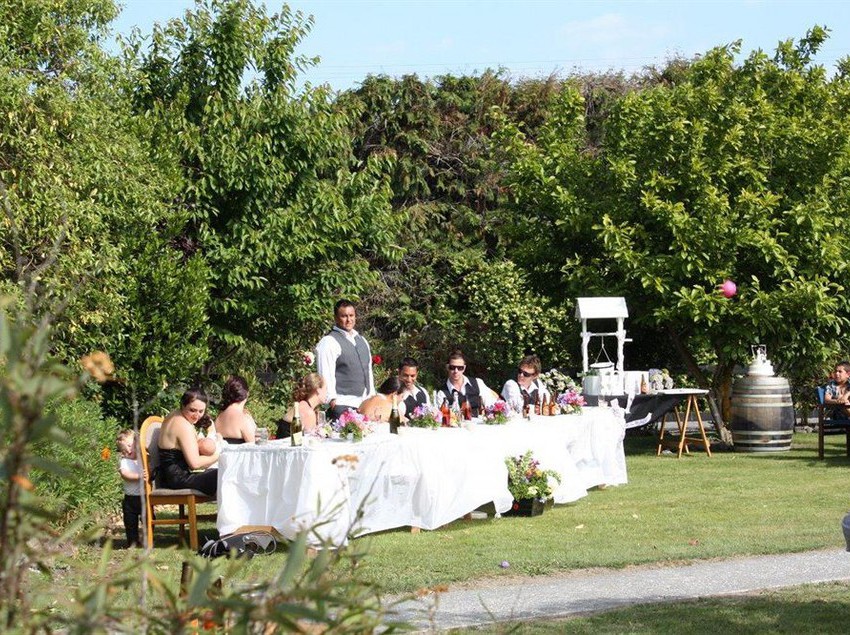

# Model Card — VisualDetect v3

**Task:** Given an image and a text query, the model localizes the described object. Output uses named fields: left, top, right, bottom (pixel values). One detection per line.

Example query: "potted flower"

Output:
left=333, top=410, right=373, bottom=441
left=482, top=400, right=512, bottom=425
left=556, top=389, right=586, bottom=415
left=406, top=404, right=441, bottom=429
left=503, top=451, right=561, bottom=517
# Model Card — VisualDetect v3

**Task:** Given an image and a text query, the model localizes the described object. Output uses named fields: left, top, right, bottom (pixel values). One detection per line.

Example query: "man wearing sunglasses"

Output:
left=435, top=349, right=498, bottom=417
left=501, top=354, right=551, bottom=412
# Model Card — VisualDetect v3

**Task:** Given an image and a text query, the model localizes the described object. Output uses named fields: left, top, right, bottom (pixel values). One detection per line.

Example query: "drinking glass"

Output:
left=256, top=428, right=269, bottom=445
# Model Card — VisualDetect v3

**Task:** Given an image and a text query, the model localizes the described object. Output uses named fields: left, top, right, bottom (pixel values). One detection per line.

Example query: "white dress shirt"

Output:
left=315, top=326, right=375, bottom=408
left=436, top=376, right=497, bottom=410
left=501, top=378, right=551, bottom=412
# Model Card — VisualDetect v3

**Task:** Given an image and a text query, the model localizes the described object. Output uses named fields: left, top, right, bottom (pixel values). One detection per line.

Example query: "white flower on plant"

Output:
left=302, top=350, right=315, bottom=366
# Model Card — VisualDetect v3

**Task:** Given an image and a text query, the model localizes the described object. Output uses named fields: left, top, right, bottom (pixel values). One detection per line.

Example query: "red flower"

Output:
left=372, top=355, right=382, bottom=365
left=512, top=502, right=519, bottom=511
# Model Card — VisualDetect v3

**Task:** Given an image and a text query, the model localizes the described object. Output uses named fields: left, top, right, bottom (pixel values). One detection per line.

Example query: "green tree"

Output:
left=340, top=72, right=572, bottom=384
left=0, top=0, right=210, bottom=417
left=499, top=28, right=850, bottom=430
left=128, top=0, right=401, bottom=376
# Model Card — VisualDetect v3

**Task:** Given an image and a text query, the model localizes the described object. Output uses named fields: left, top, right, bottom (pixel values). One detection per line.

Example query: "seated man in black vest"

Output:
left=315, top=299, right=375, bottom=419
left=398, top=357, right=430, bottom=414
left=501, top=354, right=551, bottom=412
left=435, top=349, right=498, bottom=417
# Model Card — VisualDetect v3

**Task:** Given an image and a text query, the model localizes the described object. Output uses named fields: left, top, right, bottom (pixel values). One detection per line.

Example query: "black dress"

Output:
left=158, top=448, right=218, bottom=497
left=221, top=437, right=245, bottom=445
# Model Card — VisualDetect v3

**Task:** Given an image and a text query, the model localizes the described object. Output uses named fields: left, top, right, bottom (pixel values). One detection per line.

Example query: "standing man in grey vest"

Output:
left=315, top=299, right=375, bottom=420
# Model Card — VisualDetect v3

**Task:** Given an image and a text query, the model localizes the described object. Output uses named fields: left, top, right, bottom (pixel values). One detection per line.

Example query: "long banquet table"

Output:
left=217, top=407, right=626, bottom=546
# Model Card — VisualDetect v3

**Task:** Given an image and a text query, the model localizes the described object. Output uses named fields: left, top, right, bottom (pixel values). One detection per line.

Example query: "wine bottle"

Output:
left=389, top=393, right=401, bottom=434
left=541, top=394, right=549, bottom=416
left=451, top=393, right=461, bottom=423
left=440, top=399, right=450, bottom=427
left=522, top=395, right=531, bottom=420
left=290, top=402, right=303, bottom=447
left=461, top=399, right=472, bottom=421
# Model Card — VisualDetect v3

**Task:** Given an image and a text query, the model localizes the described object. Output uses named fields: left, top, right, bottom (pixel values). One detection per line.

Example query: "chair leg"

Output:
left=145, top=502, right=155, bottom=549
left=818, top=419, right=825, bottom=459
left=178, top=503, right=187, bottom=547
left=188, top=498, right=199, bottom=551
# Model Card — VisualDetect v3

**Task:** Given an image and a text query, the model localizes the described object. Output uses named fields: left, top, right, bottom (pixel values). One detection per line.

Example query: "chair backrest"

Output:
left=139, top=416, right=164, bottom=494
left=816, top=386, right=827, bottom=406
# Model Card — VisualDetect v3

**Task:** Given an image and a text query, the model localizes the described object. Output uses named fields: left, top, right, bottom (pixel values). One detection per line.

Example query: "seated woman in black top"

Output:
left=158, top=387, right=220, bottom=497
left=277, top=373, right=327, bottom=438
left=212, top=375, right=257, bottom=444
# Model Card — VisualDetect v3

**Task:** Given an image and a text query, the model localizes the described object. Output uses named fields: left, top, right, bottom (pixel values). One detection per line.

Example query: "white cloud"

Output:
left=560, top=12, right=672, bottom=47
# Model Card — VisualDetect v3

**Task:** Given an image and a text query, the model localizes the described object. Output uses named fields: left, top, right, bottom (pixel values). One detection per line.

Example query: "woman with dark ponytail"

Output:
left=213, top=375, right=257, bottom=444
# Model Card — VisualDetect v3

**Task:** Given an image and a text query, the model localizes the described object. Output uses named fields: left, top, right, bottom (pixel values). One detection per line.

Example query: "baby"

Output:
left=198, top=437, right=217, bottom=456
left=196, top=413, right=217, bottom=456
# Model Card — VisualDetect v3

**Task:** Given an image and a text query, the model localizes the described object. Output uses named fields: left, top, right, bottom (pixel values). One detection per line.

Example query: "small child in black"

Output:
left=116, top=429, right=142, bottom=548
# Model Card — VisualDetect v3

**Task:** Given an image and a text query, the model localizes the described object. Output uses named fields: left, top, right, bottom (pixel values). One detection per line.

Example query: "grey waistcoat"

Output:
left=328, top=329, right=370, bottom=396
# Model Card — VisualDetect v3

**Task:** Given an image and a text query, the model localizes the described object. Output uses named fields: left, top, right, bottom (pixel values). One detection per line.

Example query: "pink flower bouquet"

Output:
left=483, top=400, right=512, bottom=425
left=556, top=390, right=586, bottom=415
left=333, top=410, right=373, bottom=441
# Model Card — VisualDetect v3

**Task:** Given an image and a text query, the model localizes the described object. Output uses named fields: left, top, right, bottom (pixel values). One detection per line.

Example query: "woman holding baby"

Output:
left=158, top=387, right=220, bottom=497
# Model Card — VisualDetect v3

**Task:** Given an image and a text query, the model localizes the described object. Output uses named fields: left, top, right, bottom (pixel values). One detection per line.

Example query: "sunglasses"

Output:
left=448, top=364, right=466, bottom=371
left=518, top=369, right=537, bottom=378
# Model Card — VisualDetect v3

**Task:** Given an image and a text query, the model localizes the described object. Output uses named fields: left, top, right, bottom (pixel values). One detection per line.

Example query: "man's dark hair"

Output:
left=447, top=349, right=467, bottom=365
left=519, top=354, right=542, bottom=375
left=398, top=357, right=419, bottom=370
left=836, top=361, right=850, bottom=373
left=334, top=299, right=356, bottom=316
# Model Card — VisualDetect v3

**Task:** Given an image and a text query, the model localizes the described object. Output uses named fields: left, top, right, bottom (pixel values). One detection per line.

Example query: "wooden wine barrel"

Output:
left=730, top=375, right=795, bottom=452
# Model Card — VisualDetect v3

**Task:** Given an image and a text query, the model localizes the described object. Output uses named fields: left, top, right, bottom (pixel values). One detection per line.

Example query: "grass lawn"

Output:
left=29, top=431, right=850, bottom=614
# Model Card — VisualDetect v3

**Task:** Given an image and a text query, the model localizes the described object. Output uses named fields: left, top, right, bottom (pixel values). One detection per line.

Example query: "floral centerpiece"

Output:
left=504, top=451, right=561, bottom=516
left=406, top=404, right=441, bottom=429
left=482, top=400, right=512, bottom=425
left=539, top=368, right=580, bottom=395
left=333, top=410, right=373, bottom=441
left=556, top=389, right=586, bottom=415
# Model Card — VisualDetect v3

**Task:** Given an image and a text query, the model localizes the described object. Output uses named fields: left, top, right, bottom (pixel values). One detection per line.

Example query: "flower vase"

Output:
left=346, top=433, right=354, bottom=442
left=503, top=498, right=546, bottom=517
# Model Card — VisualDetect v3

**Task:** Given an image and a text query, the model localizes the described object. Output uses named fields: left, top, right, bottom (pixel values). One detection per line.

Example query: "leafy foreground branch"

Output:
left=0, top=298, right=416, bottom=632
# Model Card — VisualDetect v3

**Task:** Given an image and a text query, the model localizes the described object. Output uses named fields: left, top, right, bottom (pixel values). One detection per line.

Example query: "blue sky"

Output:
left=111, top=1, right=850, bottom=91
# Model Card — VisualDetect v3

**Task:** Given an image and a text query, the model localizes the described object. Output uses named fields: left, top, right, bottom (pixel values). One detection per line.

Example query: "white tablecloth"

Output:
left=217, top=406, right=626, bottom=545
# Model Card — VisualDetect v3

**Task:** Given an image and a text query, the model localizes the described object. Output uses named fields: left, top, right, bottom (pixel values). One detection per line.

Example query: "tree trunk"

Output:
left=666, top=326, right=734, bottom=444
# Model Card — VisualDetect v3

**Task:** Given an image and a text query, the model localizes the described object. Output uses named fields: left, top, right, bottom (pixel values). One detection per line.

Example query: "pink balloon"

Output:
left=720, top=279, right=737, bottom=298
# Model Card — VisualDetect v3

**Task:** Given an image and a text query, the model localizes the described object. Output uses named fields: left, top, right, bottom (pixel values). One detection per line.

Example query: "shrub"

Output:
left=31, top=399, right=121, bottom=523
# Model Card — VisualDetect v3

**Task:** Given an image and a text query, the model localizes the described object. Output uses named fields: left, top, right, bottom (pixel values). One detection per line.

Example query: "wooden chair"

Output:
left=815, top=387, right=850, bottom=459
left=138, top=416, right=215, bottom=549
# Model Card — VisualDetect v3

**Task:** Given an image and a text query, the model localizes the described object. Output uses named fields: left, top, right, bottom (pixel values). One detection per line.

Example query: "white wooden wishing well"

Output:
left=574, top=297, right=631, bottom=375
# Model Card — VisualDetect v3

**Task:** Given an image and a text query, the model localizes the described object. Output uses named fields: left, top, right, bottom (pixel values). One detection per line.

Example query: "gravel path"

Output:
left=390, top=548, right=850, bottom=631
